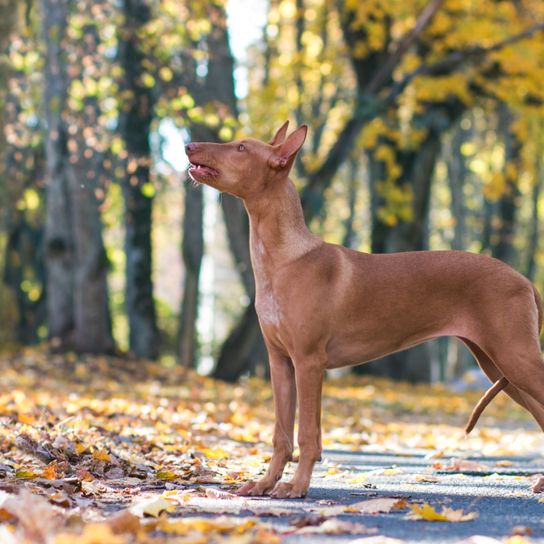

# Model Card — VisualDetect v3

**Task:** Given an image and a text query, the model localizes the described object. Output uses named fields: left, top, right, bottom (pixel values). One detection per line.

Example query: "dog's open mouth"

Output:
left=188, top=162, right=219, bottom=178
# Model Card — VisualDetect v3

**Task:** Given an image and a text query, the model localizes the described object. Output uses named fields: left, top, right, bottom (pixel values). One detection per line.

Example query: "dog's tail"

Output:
left=465, top=285, right=542, bottom=435
left=464, top=377, right=508, bottom=435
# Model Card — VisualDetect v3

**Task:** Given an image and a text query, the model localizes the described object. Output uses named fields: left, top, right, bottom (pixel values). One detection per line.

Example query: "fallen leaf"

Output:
left=204, top=487, right=240, bottom=500
left=3, top=489, right=62, bottom=541
left=433, top=458, right=488, bottom=472
left=129, top=496, right=177, bottom=518
left=92, top=449, right=111, bottom=463
left=15, top=469, right=38, bottom=480
left=414, top=474, right=439, bottom=483
left=348, top=474, right=369, bottom=485
left=107, top=510, right=141, bottom=535
left=511, top=526, right=532, bottom=536
left=407, top=503, right=478, bottom=522
left=531, top=475, right=544, bottom=493
left=156, top=516, right=256, bottom=535
left=156, top=470, right=179, bottom=481
left=294, top=518, right=374, bottom=535
left=345, top=498, right=406, bottom=514
left=55, top=523, right=125, bottom=544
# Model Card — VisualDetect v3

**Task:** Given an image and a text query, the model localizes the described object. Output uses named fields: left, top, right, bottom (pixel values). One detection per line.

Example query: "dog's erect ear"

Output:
left=269, top=125, right=308, bottom=170
left=268, top=120, right=290, bottom=146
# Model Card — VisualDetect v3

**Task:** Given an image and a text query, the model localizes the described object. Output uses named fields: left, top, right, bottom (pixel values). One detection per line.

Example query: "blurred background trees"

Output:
left=1, top=0, right=543, bottom=383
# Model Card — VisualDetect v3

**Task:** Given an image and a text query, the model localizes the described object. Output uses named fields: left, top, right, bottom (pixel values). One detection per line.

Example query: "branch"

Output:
left=384, top=21, right=544, bottom=108
left=301, top=21, right=544, bottom=223
left=366, top=0, right=444, bottom=94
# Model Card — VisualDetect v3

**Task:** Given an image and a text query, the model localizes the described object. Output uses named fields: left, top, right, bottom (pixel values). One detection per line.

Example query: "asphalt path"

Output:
left=197, top=445, right=544, bottom=543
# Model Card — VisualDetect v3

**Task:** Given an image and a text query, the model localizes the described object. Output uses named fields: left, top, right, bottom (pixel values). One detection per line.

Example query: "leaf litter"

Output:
left=0, top=348, right=543, bottom=542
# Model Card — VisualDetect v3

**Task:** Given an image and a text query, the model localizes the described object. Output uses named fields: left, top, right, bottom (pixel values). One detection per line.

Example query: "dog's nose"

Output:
left=185, top=143, right=198, bottom=154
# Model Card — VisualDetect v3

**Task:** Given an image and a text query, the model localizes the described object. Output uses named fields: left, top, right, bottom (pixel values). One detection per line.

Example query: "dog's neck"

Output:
left=244, top=177, right=320, bottom=274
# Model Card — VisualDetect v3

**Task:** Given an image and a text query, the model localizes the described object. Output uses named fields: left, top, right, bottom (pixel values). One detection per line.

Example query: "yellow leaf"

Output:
left=75, top=442, right=89, bottom=454
left=382, top=468, right=402, bottom=476
left=42, top=462, right=60, bottom=480
left=54, top=523, right=125, bottom=544
left=199, top=447, right=229, bottom=460
left=407, top=503, right=477, bottom=522
left=157, top=517, right=255, bottom=535
left=92, top=449, right=110, bottom=463
left=347, top=474, right=368, bottom=485
left=414, top=475, right=439, bottom=483
left=156, top=470, right=178, bottom=481
left=15, top=470, right=38, bottom=479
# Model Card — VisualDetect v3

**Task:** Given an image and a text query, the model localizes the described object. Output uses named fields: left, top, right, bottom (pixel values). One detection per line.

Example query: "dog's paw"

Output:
left=236, top=479, right=273, bottom=496
left=269, top=481, right=307, bottom=499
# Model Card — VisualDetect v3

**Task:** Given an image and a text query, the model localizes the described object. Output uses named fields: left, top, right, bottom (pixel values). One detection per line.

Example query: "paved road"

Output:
left=198, top=447, right=544, bottom=543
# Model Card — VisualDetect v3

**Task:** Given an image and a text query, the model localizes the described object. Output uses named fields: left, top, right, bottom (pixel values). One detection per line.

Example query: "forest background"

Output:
left=2, top=0, right=544, bottom=384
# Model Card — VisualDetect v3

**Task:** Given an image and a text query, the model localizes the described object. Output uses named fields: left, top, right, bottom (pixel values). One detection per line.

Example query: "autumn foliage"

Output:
left=1, top=349, right=543, bottom=541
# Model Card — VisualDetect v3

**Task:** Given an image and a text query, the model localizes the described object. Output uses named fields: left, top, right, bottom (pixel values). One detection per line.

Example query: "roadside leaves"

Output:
left=129, top=496, right=177, bottom=518
left=407, top=503, right=478, bottom=522
left=0, top=348, right=541, bottom=542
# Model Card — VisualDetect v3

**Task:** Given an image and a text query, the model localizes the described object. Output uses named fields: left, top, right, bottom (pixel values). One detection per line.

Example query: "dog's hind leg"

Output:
left=462, top=338, right=544, bottom=432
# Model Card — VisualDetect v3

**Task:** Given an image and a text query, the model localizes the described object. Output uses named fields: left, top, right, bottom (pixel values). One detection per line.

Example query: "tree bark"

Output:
left=42, top=0, right=114, bottom=353
left=118, top=0, right=158, bottom=359
left=178, top=179, right=203, bottom=367
left=66, top=164, right=114, bottom=353
left=342, top=157, right=359, bottom=248
left=370, top=129, right=443, bottom=253
left=447, top=120, right=471, bottom=250
left=41, top=0, right=75, bottom=346
left=526, top=156, right=542, bottom=281
left=490, top=106, right=521, bottom=267
left=3, top=212, right=46, bottom=344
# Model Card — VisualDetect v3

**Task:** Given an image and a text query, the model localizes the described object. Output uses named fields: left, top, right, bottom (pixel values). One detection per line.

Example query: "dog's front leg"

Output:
left=237, top=350, right=296, bottom=496
left=270, top=357, right=324, bottom=499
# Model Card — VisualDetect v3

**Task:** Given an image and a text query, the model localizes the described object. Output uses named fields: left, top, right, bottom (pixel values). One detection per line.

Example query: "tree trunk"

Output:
left=370, top=131, right=442, bottom=253
left=178, top=178, right=203, bottom=367
left=212, top=303, right=266, bottom=382
left=447, top=120, right=471, bottom=250
left=3, top=213, right=46, bottom=344
left=118, top=0, right=158, bottom=359
left=490, top=106, right=521, bottom=267
left=42, top=0, right=114, bottom=353
left=41, top=0, right=75, bottom=346
left=342, top=157, right=359, bottom=248
left=66, top=164, right=112, bottom=353
left=0, top=0, right=20, bottom=167
left=526, top=156, right=542, bottom=281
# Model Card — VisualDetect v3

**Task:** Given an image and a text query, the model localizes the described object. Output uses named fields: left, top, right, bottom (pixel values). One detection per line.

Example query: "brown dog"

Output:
left=185, top=122, right=544, bottom=498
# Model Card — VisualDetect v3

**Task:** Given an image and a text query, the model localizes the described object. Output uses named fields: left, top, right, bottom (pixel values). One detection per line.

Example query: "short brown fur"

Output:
left=185, top=123, right=544, bottom=498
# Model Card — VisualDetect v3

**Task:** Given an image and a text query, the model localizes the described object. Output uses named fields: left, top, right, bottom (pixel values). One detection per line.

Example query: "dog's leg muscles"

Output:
left=237, top=350, right=296, bottom=496
left=270, top=357, right=324, bottom=499
left=462, top=337, right=544, bottom=431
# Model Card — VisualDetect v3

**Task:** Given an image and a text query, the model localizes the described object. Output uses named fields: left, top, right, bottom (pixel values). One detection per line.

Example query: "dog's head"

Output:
left=185, top=121, right=307, bottom=199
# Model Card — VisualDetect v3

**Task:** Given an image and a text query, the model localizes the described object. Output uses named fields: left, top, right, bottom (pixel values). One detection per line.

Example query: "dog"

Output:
left=185, top=122, right=544, bottom=498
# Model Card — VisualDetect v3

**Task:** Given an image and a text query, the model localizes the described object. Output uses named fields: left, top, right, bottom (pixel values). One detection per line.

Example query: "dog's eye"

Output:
left=238, top=143, right=246, bottom=152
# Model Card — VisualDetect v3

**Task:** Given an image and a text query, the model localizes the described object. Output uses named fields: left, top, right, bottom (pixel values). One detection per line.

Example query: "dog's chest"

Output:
left=255, top=283, right=282, bottom=327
